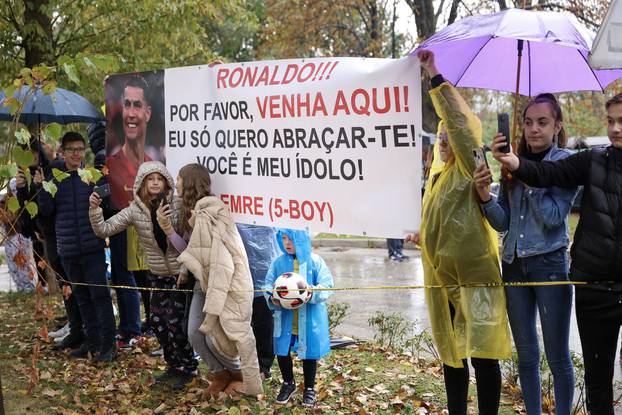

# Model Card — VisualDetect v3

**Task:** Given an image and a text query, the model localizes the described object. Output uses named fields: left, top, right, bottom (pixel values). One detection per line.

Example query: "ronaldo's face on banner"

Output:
left=122, top=86, right=151, bottom=143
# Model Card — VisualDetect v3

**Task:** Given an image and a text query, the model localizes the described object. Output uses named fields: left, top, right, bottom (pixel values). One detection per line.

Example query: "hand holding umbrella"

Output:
left=417, top=49, right=440, bottom=78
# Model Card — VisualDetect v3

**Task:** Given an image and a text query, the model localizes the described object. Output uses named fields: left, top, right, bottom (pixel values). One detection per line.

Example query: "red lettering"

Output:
left=333, top=90, right=350, bottom=115
left=281, top=64, right=299, bottom=85
left=242, top=66, right=258, bottom=87
left=256, top=96, right=268, bottom=119
left=269, top=65, right=281, bottom=85
left=269, top=96, right=281, bottom=119
left=256, top=66, right=270, bottom=86
left=289, top=199, right=300, bottom=219
left=217, top=68, right=229, bottom=89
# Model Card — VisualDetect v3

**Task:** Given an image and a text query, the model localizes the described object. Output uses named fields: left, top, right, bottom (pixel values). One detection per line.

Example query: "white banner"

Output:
left=164, top=57, right=422, bottom=238
left=590, top=0, right=622, bottom=69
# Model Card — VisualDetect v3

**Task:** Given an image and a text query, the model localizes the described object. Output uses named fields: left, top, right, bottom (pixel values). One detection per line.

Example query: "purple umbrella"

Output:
left=412, top=8, right=622, bottom=96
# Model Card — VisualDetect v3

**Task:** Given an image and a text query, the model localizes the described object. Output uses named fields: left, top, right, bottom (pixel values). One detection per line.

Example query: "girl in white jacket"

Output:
left=89, top=161, right=198, bottom=389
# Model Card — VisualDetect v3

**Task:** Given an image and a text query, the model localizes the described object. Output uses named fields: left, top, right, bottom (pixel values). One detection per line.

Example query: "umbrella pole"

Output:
left=511, top=39, right=525, bottom=151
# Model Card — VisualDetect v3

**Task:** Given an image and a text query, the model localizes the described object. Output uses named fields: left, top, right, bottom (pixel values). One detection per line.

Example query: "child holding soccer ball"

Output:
left=264, top=229, right=334, bottom=407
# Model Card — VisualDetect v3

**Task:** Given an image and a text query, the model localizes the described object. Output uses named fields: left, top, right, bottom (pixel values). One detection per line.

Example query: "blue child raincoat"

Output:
left=264, top=229, right=334, bottom=360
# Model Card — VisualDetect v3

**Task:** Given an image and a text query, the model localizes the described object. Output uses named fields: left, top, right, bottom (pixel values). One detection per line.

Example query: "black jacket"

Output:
left=514, top=146, right=622, bottom=284
left=37, top=164, right=105, bottom=258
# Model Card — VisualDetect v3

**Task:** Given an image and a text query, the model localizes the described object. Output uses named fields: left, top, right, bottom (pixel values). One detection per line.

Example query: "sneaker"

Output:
left=148, top=349, right=164, bottom=357
left=155, top=367, right=182, bottom=384
left=93, top=345, right=118, bottom=363
left=398, top=253, right=409, bottom=261
left=261, top=370, right=272, bottom=380
left=49, top=323, right=70, bottom=339
left=389, top=254, right=402, bottom=262
left=172, top=370, right=197, bottom=390
left=54, top=331, right=69, bottom=343
left=68, top=343, right=93, bottom=359
left=275, top=381, right=296, bottom=404
left=117, top=336, right=140, bottom=350
left=302, top=388, right=316, bottom=407
left=52, top=334, right=84, bottom=351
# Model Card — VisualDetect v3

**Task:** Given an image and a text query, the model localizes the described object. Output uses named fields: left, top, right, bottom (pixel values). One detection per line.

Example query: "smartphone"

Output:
left=472, top=147, right=490, bottom=169
left=93, top=183, right=111, bottom=198
left=497, top=113, right=511, bottom=153
left=152, top=191, right=167, bottom=207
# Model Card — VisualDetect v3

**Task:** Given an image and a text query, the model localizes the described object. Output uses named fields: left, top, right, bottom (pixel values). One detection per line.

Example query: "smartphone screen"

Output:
left=497, top=113, right=511, bottom=153
left=472, top=147, right=489, bottom=169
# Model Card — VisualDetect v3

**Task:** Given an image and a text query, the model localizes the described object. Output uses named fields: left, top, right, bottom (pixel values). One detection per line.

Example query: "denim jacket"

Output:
left=480, top=144, right=578, bottom=264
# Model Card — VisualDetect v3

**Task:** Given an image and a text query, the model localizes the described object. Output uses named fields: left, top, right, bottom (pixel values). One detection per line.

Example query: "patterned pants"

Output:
left=150, top=275, right=198, bottom=373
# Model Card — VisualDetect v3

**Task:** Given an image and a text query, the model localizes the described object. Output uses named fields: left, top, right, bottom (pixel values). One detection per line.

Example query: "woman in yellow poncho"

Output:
left=409, top=50, right=511, bottom=414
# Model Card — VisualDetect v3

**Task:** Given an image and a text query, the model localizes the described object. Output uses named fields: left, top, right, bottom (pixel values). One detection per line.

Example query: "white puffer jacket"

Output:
left=89, top=161, right=182, bottom=276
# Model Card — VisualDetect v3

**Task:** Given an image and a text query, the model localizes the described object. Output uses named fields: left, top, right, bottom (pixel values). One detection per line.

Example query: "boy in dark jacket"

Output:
left=36, top=132, right=117, bottom=362
left=492, top=93, right=622, bottom=414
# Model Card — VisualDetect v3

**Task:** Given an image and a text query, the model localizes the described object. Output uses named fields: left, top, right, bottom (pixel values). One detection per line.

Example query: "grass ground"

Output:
left=0, top=292, right=522, bottom=414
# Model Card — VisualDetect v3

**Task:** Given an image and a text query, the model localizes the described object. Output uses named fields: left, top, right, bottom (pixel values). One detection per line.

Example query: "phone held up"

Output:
left=472, top=147, right=489, bottom=169
left=152, top=191, right=167, bottom=208
left=497, top=113, right=511, bottom=153
left=93, top=183, right=111, bottom=199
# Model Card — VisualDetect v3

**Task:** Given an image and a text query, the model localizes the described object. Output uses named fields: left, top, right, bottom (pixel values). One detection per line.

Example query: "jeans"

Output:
left=109, top=231, right=141, bottom=337
left=576, top=287, right=622, bottom=415
left=61, top=250, right=116, bottom=352
left=252, top=296, right=274, bottom=374
left=502, top=248, right=574, bottom=415
left=386, top=238, right=404, bottom=257
left=188, top=282, right=241, bottom=373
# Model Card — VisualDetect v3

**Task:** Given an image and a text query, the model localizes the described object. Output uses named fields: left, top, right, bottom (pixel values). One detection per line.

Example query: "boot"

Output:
left=204, top=370, right=231, bottom=397
left=223, top=370, right=244, bottom=396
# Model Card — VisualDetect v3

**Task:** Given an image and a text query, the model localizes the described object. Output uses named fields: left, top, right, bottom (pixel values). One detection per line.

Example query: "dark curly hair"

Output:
left=178, top=163, right=212, bottom=234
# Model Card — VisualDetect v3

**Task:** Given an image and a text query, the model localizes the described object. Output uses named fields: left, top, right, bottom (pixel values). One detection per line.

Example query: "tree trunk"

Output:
left=23, top=0, right=54, bottom=68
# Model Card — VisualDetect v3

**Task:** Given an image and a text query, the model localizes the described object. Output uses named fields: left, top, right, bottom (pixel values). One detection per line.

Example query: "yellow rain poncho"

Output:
left=421, top=81, right=511, bottom=368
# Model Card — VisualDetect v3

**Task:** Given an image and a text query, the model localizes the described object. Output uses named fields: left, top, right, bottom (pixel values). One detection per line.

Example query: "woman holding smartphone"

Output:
left=408, top=50, right=511, bottom=414
left=474, top=94, right=578, bottom=414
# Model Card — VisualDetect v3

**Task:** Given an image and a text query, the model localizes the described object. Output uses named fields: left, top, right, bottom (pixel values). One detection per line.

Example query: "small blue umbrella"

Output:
left=0, top=84, right=104, bottom=125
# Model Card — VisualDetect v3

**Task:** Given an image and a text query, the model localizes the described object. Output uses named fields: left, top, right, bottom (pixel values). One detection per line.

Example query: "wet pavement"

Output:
left=317, top=245, right=622, bottom=395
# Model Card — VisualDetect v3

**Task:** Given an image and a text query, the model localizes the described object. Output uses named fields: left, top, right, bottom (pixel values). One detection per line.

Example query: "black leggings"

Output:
left=443, top=302, right=501, bottom=414
left=133, top=270, right=151, bottom=326
left=277, top=355, right=317, bottom=389
left=443, top=358, right=501, bottom=414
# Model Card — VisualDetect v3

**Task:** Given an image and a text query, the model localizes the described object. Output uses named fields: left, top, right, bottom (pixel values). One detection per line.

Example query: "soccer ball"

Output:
left=272, top=272, right=310, bottom=310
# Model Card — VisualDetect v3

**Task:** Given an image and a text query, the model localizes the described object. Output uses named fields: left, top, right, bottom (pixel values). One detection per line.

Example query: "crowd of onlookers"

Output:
left=2, top=50, right=622, bottom=412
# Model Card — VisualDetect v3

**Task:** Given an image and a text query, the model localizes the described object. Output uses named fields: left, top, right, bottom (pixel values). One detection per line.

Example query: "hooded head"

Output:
left=133, top=161, right=175, bottom=207
left=276, top=228, right=312, bottom=264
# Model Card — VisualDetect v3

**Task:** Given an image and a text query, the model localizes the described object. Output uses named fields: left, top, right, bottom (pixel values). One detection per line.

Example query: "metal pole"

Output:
left=511, top=39, right=524, bottom=151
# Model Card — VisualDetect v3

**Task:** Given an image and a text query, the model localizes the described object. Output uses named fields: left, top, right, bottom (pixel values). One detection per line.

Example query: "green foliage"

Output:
left=77, top=168, right=94, bottom=184
left=51, top=168, right=69, bottom=182
left=327, top=301, right=350, bottom=334
left=42, top=180, right=57, bottom=197
left=25, top=201, right=38, bottom=218
left=0, top=164, right=18, bottom=179
left=42, top=123, right=62, bottom=143
left=7, top=196, right=19, bottom=213
left=12, top=146, right=35, bottom=168
left=367, top=311, right=414, bottom=352
left=14, top=128, right=31, bottom=145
